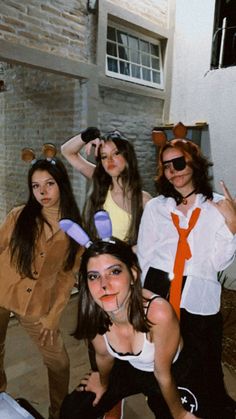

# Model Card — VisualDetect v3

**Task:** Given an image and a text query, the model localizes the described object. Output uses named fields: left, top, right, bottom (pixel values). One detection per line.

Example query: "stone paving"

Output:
left=4, top=294, right=236, bottom=418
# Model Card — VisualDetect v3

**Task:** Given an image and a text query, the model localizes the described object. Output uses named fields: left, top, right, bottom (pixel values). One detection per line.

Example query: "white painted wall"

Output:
left=169, top=0, right=236, bottom=284
left=169, top=0, right=236, bottom=195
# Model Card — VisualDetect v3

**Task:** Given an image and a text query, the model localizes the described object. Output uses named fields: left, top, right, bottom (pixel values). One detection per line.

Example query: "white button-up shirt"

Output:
left=137, top=194, right=236, bottom=315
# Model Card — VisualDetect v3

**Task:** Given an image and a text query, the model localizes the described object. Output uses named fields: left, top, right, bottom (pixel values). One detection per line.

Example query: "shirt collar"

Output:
left=163, top=193, right=206, bottom=216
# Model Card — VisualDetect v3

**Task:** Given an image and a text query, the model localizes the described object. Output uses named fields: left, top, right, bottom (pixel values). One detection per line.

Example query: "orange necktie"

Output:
left=170, top=207, right=201, bottom=319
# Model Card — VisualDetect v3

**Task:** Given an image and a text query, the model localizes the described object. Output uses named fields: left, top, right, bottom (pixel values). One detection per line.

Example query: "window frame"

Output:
left=105, top=22, right=164, bottom=89
left=211, top=0, right=236, bottom=69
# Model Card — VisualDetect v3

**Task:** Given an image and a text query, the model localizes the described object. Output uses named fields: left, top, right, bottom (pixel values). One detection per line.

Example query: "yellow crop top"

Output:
left=103, top=189, right=131, bottom=241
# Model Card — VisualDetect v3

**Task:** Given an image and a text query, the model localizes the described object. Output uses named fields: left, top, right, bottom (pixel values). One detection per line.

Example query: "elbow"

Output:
left=60, top=144, right=67, bottom=157
left=213, top=254, right=235, bottom=272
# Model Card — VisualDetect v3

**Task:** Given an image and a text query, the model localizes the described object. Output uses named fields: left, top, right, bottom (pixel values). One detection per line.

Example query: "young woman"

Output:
left=59, top=228, right=204, bottom=419
left=61, top=127, right=151, bottom=245
left=61, top=127, right=151, bottom=418
left=137, top=139, right=236, bottom=418
left=0, top=149, right=83, bottom=419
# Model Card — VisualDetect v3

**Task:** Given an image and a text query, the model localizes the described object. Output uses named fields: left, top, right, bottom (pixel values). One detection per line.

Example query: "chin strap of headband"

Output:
left=59, top=210, right=113, bottom=247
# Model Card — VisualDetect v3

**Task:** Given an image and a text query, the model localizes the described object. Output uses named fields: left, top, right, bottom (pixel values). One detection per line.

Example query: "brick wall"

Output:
left=0, top=0, right=170, bottom=221
left=0, top=63, right=84, bottom=221
left=0, top=65, right=161, bottom=222
left=98, top=86, right=162, bottom=195
left=0, top=0, right=94, bottom=62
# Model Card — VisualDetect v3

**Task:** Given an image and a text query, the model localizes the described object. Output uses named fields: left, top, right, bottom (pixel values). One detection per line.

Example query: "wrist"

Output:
left=99, top=373, right=109, bottom=388
left=80, top=127, right=101, bottom=144
left=81, top=132, right=91, bottom=144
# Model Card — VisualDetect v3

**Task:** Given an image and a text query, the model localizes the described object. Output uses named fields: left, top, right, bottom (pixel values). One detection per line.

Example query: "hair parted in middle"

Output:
left=74, top=238, right=151, bottom=340
left=82, top=129, right=143, bottom=246
left=9, top=149, right=82, bottom=278
left=59, top=211, right=151, bottom=340
left=156, top=139, right=214, bottom=204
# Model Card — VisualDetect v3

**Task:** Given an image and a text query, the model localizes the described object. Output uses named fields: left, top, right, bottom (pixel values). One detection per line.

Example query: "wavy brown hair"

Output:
left=74, top=238, right=151, bottom=340
left=156, top=139, right=213, bottom=204
left=82, top=131, right=143, bottom=245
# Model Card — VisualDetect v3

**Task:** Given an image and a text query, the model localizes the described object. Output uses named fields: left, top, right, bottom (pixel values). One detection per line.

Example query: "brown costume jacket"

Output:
left=0, top=206, right=82, bottom=329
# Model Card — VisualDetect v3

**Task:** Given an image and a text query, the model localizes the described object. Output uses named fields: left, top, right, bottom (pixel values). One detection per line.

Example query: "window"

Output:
left=106, top=25, right=163, bottom=88
left=211, top=0, right=236, bottom=68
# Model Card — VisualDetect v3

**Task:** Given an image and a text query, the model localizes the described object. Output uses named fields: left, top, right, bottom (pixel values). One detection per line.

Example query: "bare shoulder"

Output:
left=142, top=190, right=152, bottom=207
left=92, top=334, right=109, bottom=356
left=142, top=289, right=176, bottom=326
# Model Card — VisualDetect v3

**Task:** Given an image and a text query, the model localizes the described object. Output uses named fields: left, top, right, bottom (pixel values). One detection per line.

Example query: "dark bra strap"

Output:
left=145, top=294, right=161, bottom=318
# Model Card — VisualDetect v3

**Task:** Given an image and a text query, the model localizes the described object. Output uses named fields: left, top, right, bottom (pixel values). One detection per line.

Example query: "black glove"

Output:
left=81, top=127, right=101, bottom=144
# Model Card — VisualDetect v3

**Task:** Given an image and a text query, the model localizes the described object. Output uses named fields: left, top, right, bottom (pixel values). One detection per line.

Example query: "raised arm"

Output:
left=61, top=127, right=101, bottom=179
left=149, top=297, right=199, bottom=419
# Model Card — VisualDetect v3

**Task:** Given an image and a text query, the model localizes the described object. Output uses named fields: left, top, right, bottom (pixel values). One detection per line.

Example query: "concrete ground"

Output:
left=4, top=294, right=236, bottom=418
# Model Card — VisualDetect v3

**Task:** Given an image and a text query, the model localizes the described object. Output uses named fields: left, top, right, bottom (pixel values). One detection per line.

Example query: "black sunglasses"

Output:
left=162, top=156, right=186, bottom=171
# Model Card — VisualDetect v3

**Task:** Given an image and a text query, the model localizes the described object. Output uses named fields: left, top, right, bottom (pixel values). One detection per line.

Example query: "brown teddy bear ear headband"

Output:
left=152, top=122, right=188, bottom=147
left=21, top=143, right=57, bottom=164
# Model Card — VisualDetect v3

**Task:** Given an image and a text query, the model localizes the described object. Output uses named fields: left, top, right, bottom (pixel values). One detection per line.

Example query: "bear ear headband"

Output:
left=152, top=122, right=188, bottom=147
left=21, top=143, right=57, bottom=164
left=59, top=210, right=113, bottom=248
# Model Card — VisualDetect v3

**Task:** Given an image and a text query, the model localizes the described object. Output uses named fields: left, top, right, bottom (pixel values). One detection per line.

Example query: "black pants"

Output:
left=144, top=268, right=235, bottom=419
left=180, top=309, right=235, bottom=418
left=60, top=347, right=206, bottom=419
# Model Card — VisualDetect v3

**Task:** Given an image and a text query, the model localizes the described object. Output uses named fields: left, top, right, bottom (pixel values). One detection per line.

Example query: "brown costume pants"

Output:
left=0, top=306, right=69, bottom=419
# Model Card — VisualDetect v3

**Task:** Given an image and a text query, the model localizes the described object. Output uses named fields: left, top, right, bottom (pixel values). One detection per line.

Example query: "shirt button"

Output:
left=40, top=252, right=44, bottom=257
left=33, top=271, right=38, bottom=276
left=27, top=288, right=32, bottom=293
left=169, top=272, right=174, bottom=280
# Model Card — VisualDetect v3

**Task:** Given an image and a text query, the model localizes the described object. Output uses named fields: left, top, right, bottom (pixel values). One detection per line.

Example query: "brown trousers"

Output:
left=0, top=306, right=70, bottom=419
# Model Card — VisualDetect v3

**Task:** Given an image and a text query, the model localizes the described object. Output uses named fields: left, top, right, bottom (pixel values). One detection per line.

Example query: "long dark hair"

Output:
left=9, top=158, right=82, bottom=278
left=74, top=238, right=150, bottom=340
left=82, top=131, right=143, bottom=245
left=156, top=139, right=213, bottom=203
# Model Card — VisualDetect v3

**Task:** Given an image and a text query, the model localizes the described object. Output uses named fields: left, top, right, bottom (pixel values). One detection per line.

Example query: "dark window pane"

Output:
left=152, top=71, right=160, bottom=83
left=107, top=57, right=118, bottom=72
left=107, top=26, right=116, bottom=41
left=107, top=42, right=117, bottom=57
left=118, top=46, right=129, bottom=60
left=224, top=27, right=236, bottom=66
left=131, top=64, right=141, bottom=78
left=129, top=36, right=139, bottom=50
left=151, top=43, right=159, bottom=56
left=142, top=67, right=151, bottom=81
left=130, top=49, right=140, bottom=63
left=117, top=31, right=128, bottom=46
left=140, top=40, right=149, bottom=53
left=120, top=61, right=130, bottom=75
left=141, top=53, right=150, bottom=67
left=151, top=57, right=160, bottom=70
left=106, top=24, right=162, bottom=85
left=211, top=0, right=236, bottom=68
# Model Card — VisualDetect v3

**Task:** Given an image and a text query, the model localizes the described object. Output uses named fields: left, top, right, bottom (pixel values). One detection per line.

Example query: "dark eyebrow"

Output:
left=31, top=177, right=54, bottom=183
left=87, top=270, right=99, bottom=275
left=87, top=263, right=122, bottom=275
left=100, top=147, right=118, bottom=155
